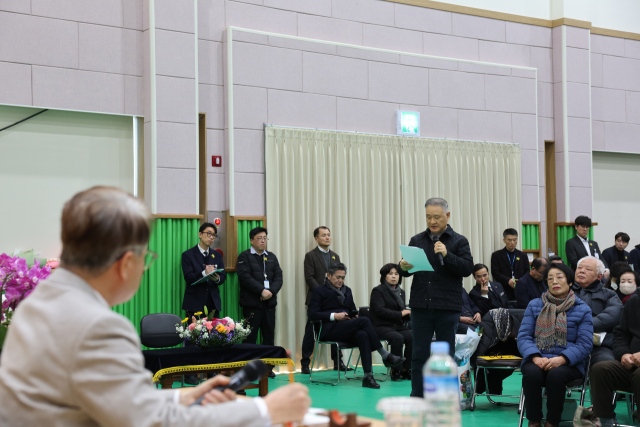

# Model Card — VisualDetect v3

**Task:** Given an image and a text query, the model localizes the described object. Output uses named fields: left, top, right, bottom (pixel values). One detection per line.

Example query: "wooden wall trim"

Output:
left=554, top=222, right=598, bottom=227
left=522, top=221, right=541, bottom=225
left=153, top=214, right=204, bottom=219
left=383, top=0, right=640, bottom=40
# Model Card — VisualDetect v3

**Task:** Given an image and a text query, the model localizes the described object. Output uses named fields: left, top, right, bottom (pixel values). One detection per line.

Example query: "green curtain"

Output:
left=521, top=224, right=540, bottom=251
left=112, top=218, right=199, bottom=346
left=556, top=225, right=595, bottom=264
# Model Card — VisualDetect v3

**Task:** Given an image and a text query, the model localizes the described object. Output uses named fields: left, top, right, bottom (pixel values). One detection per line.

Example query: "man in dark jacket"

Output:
left=469, top=263, right=512, bottom=317
left=515, top=257, right=549, bottom=309
left=601, top=232, right=631, bottom=269
left=308, top=263, right=405, bottom=389
left=182, top=222, right=227, bottom=318
left=399, top=197, right=474, bottom=397
left=572, top=256, right=623, bottom=365
left=565, top=216, right=608, bottom=275
left=629, top=243, right=640, bottom=273
left=301, top=226, right=346, bottom=373
left=237, top=227, right=283, bottom=347
left=457, top=287, right=481, bottom=335
left=590, top=287, right=640, bottom=427
left=490, top=228, right=530, bottom=301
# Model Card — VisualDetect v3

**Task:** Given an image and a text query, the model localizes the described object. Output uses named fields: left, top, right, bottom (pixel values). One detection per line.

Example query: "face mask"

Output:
left=619, top=282, right=636, bottom=296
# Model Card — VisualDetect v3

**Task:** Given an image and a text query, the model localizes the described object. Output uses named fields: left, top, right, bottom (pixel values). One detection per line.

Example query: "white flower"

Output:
left=196, top=325, right=202, bottom=331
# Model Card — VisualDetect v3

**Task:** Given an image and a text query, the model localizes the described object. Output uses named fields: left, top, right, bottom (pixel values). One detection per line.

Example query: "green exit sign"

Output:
left=397, top=111, right=420, bottom=136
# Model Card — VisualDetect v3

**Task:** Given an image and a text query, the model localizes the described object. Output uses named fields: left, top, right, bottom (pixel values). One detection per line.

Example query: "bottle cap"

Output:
left=431, top=341, right=450, bottom=354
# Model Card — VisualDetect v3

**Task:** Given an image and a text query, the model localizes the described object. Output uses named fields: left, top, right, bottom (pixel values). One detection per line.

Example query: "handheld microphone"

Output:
left=432, top=235, right=444, bottom=266
left=190, top=360, right=267, bottom=406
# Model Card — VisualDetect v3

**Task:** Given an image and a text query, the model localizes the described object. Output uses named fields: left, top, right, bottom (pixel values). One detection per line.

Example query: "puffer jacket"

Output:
left=399, top=225, right=474, bottom=311
left=517, top=294, right=593, bottom=375
left=571, top=280, right=622, bottom=348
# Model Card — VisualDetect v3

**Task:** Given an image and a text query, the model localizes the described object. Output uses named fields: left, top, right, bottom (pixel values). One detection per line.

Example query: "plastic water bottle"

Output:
left=423, top=341, right=461, bottom=427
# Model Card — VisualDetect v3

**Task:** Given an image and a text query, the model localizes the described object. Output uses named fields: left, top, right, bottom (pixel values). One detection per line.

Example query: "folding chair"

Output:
left=612, top=390, right=637, bottom=426
left=308, top=319, right=357, bottom=386
left=518, top=355, right=591, bottom=427
left=470, top=356, right=523, bottom=412
left=343, top=306, right=391, bottom=382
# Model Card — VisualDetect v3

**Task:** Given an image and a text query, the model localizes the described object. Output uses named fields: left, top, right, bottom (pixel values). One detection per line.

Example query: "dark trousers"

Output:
left=410, top=308, right=459, bottom=397
left=521, top=360, right=583, bottom=425
left=243, top=306, right=276, bottom=346
left=301, top=320, right=342, bottom=367
left=320, top=317, right=383, bottom=373
left=591, top=361, right=640, bottom=419
left=375, top=327, right=412, bottom=371
left=185, top=292, right=218, bottom=321
left=590, top=346, right=615, bottom=366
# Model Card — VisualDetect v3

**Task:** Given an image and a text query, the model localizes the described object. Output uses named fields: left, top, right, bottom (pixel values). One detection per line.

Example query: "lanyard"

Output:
left=261, top=254, right=267, bottom=280
left=506, top=251, right=516, bottom=277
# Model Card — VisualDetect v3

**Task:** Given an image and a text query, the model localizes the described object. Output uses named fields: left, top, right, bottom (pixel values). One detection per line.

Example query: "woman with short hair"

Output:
left=517, top=263, right=593, bottom=427
left=369, top=263, right=412, bottom=381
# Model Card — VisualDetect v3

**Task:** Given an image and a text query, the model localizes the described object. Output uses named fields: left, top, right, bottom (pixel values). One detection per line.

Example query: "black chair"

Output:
left=612, top=390, right=637, bottom=426
left=343, top=306, right=391, bottom=382
left=140, top=313, right=184, bottom=386
left=308, top=319, right=357, bottom=386
left=517, top=355, right=591, bottom=427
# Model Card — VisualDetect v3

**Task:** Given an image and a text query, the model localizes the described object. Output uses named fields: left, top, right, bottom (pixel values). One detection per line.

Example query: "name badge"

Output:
left=264, top=280, right=270, bottom=289
left=594, top=252, right=600, bottom=259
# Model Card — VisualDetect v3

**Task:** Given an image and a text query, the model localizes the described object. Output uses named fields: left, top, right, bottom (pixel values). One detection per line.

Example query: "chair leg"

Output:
left=470, top=366, right=480, bottom=411
left=518, top=387, right=526, bottom=427
left=344, top=349, right=359, bottom=380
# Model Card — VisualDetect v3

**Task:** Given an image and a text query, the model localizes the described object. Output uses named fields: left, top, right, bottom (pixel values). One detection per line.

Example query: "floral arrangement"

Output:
left=1, top=253, right=52, bottom=326
left=176, top=308, right=251, bottom=348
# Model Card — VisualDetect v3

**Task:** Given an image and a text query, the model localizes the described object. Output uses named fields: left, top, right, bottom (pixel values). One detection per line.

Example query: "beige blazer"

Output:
left=0, top=268, right=266, bottom=427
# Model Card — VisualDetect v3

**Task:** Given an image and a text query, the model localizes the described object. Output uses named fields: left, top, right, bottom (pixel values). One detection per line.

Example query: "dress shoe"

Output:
left=362, top=375, right=380, bottom=389
left=400, top=369, right=412, bottom=380
left=390, top=369, right=403, bottom=381
left=383, top=354, right=406, bottom=369
left=527, top=421, right=541, bottom=427
left=543, top=422, right=558, bottom=427
left=333, top=362, right=353, bottom=371
left=300, top=366, right=311, bottom=375
left=268, top=370, right=276, bottom=378
left=184, top=374, right=199, bottom=385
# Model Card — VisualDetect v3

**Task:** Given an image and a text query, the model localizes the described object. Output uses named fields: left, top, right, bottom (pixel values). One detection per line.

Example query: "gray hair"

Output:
left=577, top=256, right=606, bottom=276
left=328, top=263, right=347, bottom=276
left=425, top=197, right=449, bottom=213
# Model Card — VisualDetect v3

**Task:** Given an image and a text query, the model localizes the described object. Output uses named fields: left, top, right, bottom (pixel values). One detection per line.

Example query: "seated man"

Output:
left=469, top=263, right=512, bottom=317
left=548, top=255, right=564, bottom=264
left=515, top=257, right=549, bottom=309
left=457, top=286, right=482, bottom=334
left=590, top=286, right=640, bottom=427
left=308, top=263, right=405, bottom=389
left=572, top=256, right=623, bottom=365
left=0, top=187, right=310, bottom=427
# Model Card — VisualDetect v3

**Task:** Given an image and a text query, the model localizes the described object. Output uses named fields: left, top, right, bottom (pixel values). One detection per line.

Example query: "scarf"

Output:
left=535, top=290, right=575, bottom=350
left=383, top=280, right=405, bottom=310
left=324, top=279, right=346, bottom=305
left=490, top=308, right=511, bottom=342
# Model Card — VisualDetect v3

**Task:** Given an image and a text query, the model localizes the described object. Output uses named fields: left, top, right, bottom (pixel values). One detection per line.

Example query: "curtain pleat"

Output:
left=266, top=127, right=522, bottom=365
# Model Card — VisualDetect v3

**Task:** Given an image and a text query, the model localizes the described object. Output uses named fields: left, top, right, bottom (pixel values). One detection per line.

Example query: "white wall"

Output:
left=592, top=151, right=640, bottom=251
left=0, top=106, right=135, bottom=259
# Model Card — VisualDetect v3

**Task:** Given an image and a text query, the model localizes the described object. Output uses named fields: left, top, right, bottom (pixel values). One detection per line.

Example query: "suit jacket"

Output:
left=630, top=244, right=640, bottom=273
left=461, top=287, right=481, bottom=318
left=469, top=281, right=512, bottom=317
left=0, top=268, right=265, bottom=427
left=368, top=284, right=409, bottom=334
left=308, top=280, right=357, bottom=336
left=565, top=235, right=607, bottom=271
left=601, top=245, right=630, bottom=269
left=237, top=249, right=283, bottom=308
left=490, top=247, right=530, bottom=300
left=515, top=272, right=546, bottom=309
left=182, top=245, right=227, bottom=313
left=303, top=247, right=341, bottom=305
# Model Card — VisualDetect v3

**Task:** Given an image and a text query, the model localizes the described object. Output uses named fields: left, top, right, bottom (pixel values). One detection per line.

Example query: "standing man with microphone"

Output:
left=399, top=198, right=474, bottom=398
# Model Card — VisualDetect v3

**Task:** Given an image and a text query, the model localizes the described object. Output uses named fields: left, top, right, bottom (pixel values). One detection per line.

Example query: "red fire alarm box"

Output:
left=212, top=156, right=222, bottom=167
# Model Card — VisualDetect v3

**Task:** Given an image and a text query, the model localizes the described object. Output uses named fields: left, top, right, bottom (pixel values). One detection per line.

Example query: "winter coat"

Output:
left=517, top=294, right=593, bottom=375
left=571, top=280, right=623, bottom=349
left=613, top=288, right=640, bottom=361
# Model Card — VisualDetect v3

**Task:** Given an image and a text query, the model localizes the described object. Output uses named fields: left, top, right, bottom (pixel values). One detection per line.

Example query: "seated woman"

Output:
left=590, top=285, right=640, bottom=427
left=369, top=263, right=412, bottom=381
left=604, top=261, right=633, bottom=301
left=517, top=263, right=593, bottom=427
left=617, top=270, right=639, bottom=304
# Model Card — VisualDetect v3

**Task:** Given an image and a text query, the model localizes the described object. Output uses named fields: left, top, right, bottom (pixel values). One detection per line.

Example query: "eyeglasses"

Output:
left=203, top=232, right=219, bottom=240
left=143, top=250, right=158, bottom=271
left=255, top=237, right=269, bottom=242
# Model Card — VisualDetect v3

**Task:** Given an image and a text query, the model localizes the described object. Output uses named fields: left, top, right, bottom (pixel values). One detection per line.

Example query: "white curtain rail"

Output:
left=264, top=124, right=520, bottom=146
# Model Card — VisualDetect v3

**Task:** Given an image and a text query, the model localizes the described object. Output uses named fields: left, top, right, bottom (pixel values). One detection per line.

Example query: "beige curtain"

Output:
left=265, top=127, right=521, bottom=367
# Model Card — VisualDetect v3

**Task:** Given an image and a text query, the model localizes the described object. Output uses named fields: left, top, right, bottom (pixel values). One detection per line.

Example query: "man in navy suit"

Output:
left=308, top=263, right=405, bottom=389
left=181, top=222, right=227, bottom=319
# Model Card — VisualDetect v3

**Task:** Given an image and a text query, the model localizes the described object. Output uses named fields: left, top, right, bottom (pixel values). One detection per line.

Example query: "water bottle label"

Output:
left=424, top=376, right=459, bottom=394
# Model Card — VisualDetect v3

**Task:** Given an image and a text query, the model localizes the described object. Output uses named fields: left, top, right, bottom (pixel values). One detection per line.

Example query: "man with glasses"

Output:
left=237, top=227, right=283, bottom=349
left=182, top=222, right=227, bottom=320
left=0, top=187, right=311, bottom=426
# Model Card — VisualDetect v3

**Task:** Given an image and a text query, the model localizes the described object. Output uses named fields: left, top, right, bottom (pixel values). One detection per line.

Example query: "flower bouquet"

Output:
left=176, top=308, right=251, bottom=348
left=1, top=253, right=52, bottom=327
